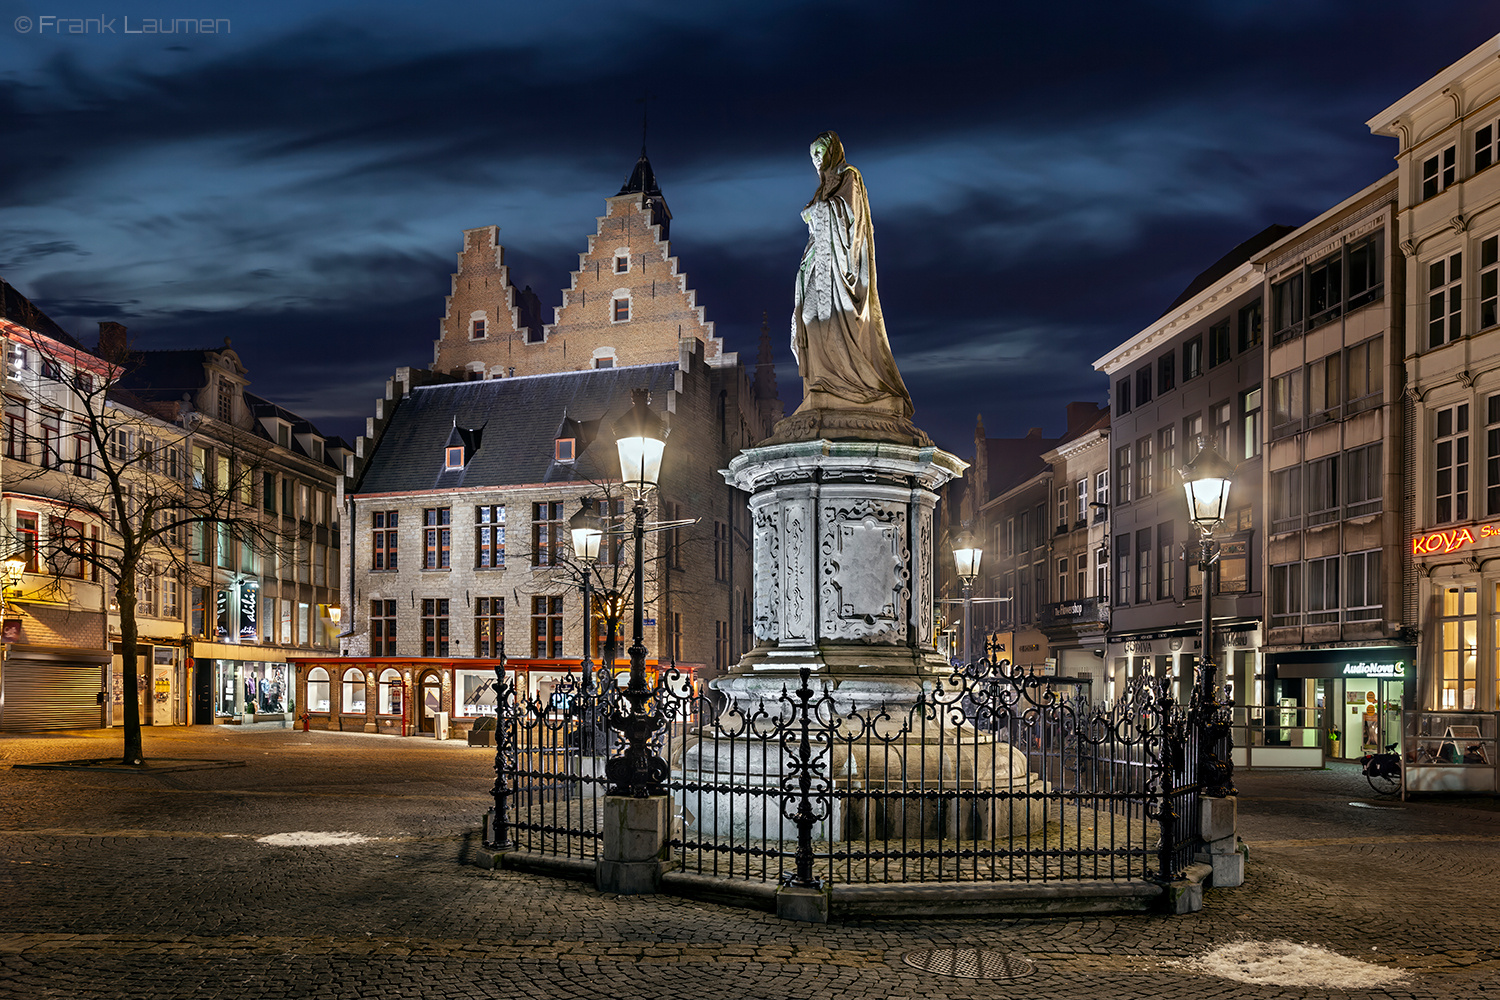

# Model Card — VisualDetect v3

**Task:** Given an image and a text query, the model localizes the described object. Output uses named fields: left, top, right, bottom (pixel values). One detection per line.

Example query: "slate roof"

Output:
left=1160, top=223, right=1296, bottom=317
left=0, top=279, right=88, bottom=351
left=351, top=363, right=681, bottom=496
left=115, top=349, right=217, bottom=399
left=617, top=150, right=662, bottom=197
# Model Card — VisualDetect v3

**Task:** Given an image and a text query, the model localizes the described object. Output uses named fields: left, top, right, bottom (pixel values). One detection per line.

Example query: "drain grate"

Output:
left=901, top=948, right=1035, bottom=980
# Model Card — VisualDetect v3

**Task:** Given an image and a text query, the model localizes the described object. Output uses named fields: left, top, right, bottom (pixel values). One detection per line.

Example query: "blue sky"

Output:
left=2, top=1, right=1496, bottom=452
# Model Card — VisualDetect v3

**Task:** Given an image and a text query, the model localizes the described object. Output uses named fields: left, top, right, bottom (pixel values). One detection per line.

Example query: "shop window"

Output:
left=1439, top=586, right=1478, bottom=710
left=378, top=669, right=403, bottom=715
left=341, top=668, right=366, bottom=714
left=307, top=667, right=330, bottom=713
left=456, top=668, right=499, bottom=718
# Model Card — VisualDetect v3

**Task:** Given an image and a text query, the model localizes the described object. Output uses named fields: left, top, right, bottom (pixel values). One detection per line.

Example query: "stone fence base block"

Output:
left=1164, top=862, right=1212, bottom=914
left=598, top=795, right=674, bottom=895
left=1201, top=795, right=1237, bottom=842
left=1195, top=839, right=1249, bottom=888
left=776, top=886, right=830, bottom=924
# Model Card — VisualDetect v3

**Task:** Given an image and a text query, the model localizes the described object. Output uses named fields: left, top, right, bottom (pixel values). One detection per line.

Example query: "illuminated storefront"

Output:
left=1261, top=648, right=1415, bottom=761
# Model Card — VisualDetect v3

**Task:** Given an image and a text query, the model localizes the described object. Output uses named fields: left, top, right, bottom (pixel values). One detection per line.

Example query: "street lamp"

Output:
left=569, top=497, right=605, bottom=754
left=608, top=389, right=669, bottom=797
left=1180, top=436, right=1237, bottom=798
left=950, top=528, right=982, bottom=665
left=2, top=555, right=25, bottom=599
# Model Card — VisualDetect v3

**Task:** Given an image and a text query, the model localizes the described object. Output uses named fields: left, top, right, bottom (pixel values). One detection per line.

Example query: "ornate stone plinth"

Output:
left=716, top=437, right=965, bottom=709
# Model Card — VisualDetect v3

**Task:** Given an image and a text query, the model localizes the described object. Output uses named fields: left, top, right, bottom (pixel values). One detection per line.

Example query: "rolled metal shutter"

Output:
left=2, top=660, right=104, bottom=731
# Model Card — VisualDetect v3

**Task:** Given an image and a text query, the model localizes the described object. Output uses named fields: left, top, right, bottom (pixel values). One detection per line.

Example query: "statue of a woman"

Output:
left=791, top=132, right=914, bottom=420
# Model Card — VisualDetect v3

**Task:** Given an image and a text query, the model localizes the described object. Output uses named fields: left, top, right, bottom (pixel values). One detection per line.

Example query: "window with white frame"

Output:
left=1428, top=251, right=1463, bottom=348
left=1156, top=426, right=1175, bottom=494
left=1438, top=585, right=1478, bottom=710
left=470, top=313, right=487, bottom=340
left=614, top=250, right=630, bottom=274
left=1057, top=487, right=1069, bottom=530
left=1135, top=529, right=1152, bottom=604
left=1477, top=119, right=1500, bottom=173
left=1113, top=535, right=1130, bottom=606
left=1422, top=144, right=1457, bottom=200
left=1095, top=546, right=1107, bottom=601
left=1436, top=402, right=1471, bottom=523
left=612, top=295, right=630, bottom=323
left=341, top=668, right=366, bottom=714
left=1156, top=521, right=1174, bottom=602
left=1114, top=447, right=1132, bottom=505
left=1056, top=558, right=1068, bottom=602
left=1241, top=387, right=1262, bottom=460
left=1481, top=235, right=1499, bottom=331
left=1075, top=478, right=1087, bottom=524
left=1345, top=550, right=1381, bottom=621
left=1135, top=436, right=1153, bottom=499
left=1489, top=395, right=1500, bottom=517
left=1093, top=471, right=1108, bottom=520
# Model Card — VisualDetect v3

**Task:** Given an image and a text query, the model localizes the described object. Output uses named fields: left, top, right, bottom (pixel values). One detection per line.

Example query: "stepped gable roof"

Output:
left=1160, top=223, right=1296, bottom=317
left=617, top=150, right=661, bottom=197
left=351, top=362, right=680, bottom=495
left=0, top=280, right=88, bottom=351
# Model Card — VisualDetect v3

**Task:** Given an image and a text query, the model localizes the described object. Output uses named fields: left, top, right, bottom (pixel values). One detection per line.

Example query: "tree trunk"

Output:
left=117, top=574, right=144, bottom=765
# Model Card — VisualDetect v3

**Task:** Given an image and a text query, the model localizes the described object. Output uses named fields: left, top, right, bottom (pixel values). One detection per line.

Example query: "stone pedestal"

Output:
left=597, top=795, right=675, bottom=895
left=1194, top=795, right=1245, bottom=887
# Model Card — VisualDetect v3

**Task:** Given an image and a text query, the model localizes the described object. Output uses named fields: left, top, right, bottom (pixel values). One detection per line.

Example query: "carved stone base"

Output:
left=763, top=407, right=933, bottom=447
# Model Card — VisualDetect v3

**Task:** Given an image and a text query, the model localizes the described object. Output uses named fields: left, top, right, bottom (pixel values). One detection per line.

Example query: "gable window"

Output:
left=594, top=357, right=614, bottom=369
left=470, top=317, right=487, bottom=340
left=555, top=438, right=576, bottom=463
left=1428, top=251, right=1463, bottom=349
left=445, top=446, right=465, bottom=470
left=476, top=505, right=505, bottom=568
left=612, top=296, right=630, bottom=323
left=1422, top=144, right=1457, bottom=200
left=423, top=508, right=451, bottom=569
left=1157, top=353, right=1175, bottom=394
left=373, top=510, right=398, bottom=570
left=217, top=377, right=234, bottom=423
left=1183, top=336, right=1203, bottom=380
left=1436, top=402, right=1471, bottom=524
left=614, top=252, right=630, bottom=274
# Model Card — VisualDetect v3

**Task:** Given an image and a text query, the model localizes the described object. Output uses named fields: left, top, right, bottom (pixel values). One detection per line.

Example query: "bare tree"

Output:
left=4, top=321, right=280, bottom=765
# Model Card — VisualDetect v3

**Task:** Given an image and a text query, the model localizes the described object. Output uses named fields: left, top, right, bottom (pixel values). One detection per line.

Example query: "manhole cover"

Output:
left=901, top=948, right=1035, bottom=980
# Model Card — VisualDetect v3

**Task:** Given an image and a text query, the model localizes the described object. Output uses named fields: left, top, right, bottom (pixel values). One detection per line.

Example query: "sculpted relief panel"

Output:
left=752, top=504, right=780, bottom=641
left=819, top=498, right=907, bottom=642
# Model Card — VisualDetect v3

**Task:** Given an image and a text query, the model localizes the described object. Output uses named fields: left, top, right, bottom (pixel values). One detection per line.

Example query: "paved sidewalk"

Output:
left=0, top=727, right=1496, bottom=999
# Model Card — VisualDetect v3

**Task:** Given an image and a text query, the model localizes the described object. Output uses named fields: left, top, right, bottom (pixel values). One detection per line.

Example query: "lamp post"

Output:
left=1180, top=436, right=1237, bottom=798
left=950, top=528, right=982, bottom=665
left=607, top=388, right=669, bottom=797
left=569, top=497, right=604, bottom=754
left=2, top=555, right=25, bottom=603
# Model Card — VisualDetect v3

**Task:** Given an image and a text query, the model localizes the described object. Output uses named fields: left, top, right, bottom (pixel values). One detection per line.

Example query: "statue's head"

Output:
left=810, top=131, right=844, bottom=172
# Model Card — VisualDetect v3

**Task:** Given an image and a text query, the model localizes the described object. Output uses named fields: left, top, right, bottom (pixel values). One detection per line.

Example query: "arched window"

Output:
left=307, top=667, right=330, bottom=712
left=378, top=669, right=403, bottom=716
left=341, top=668, right=366, bottom=714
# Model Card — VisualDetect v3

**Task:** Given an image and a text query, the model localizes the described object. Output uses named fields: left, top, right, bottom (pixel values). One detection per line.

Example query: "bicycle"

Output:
left=1360, top=742, right=1402, bottom=795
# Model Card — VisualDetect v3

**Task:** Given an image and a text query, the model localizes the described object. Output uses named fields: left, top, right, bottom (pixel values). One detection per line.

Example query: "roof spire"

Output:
left=619, top=91, right=662, bottom=196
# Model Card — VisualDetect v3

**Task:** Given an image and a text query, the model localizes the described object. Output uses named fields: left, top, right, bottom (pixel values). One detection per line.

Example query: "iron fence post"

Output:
left=782, top=665, right=825, bottom=890
left=486, top=655, right=515, bottom=850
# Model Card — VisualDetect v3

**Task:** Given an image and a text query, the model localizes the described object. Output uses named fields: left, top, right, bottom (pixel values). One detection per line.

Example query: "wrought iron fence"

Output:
left=486, top=658, right=1214, bottom=886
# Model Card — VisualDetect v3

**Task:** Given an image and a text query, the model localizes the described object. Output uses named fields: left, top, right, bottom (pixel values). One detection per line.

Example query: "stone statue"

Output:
left=791, top=132, right=914, bottom=421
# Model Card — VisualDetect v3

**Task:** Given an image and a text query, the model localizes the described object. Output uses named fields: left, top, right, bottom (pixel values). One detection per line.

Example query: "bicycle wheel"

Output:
left=1366, top=768, right=1401, bottom=795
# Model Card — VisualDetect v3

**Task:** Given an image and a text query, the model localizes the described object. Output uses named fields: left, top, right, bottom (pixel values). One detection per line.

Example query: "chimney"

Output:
left=1065, top=400, right=1100, bottom=433
left=98, top=322, right=128, bottom=360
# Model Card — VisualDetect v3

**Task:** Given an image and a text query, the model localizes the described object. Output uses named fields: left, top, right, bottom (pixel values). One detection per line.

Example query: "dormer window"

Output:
left=217, top=376, right=235, bottom=423
left=555, top=438, right=576, bottom=463
left=445, top=446, right=466, bottom=470
left=277, top=424, right=290, bottom=448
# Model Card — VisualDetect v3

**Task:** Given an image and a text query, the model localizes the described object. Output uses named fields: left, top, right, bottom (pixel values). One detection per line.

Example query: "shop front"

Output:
left=1105, top=618, right=1261, bottom=708
left=192, top=641, right=295, bottom=725
left=110, top=642, right=188, bottom=727
left=290, top=657, right=675, bottom=738
left=0, top=644, right=110, bottom=731
left=1262, top=647, right=1416, bottom=762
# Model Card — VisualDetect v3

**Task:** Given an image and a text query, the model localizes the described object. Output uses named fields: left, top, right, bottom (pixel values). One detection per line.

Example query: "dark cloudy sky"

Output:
left=2, top=2, right=1496, bottom=455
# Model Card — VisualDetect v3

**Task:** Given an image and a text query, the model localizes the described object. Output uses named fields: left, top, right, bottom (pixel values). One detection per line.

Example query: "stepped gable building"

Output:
left=316, top=151, right=778, bottom=739
left=432, top=151, right=726, bottom=380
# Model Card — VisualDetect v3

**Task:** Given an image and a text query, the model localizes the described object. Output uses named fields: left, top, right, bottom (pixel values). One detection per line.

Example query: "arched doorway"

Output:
left=418, top=671, right=443, bottom=735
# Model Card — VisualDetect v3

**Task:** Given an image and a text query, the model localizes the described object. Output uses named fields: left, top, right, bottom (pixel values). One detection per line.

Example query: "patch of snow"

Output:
left=255, top=831, right=371, bottom=847
left=1182, top=940, right=1407, bottom=989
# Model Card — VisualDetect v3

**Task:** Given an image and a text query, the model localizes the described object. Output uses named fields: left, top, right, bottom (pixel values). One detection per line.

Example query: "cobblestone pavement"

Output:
left=1, top=727, right=1496, bottom=999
